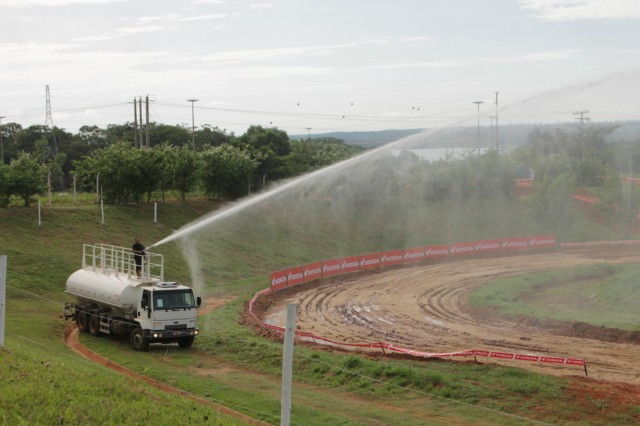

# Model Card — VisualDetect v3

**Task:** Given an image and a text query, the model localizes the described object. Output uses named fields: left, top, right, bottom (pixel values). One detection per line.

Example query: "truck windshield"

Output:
left=153, top=289, right=196, bottom=310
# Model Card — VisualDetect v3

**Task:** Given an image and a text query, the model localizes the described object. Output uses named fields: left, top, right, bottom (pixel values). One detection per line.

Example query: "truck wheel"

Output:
left=178, top=336, right=195, bottom=348
left=76, top=311, right=90, bottom=333
left=131, top=328, right=149, bottom=352
left=89, top=314, right=101, bottom=337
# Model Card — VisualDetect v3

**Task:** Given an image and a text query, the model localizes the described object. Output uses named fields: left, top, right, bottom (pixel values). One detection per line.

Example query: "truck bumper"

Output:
left=146, top=328, right=199, bottom=340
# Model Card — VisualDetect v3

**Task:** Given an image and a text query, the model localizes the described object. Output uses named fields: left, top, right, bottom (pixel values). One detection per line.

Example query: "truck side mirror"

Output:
left=196, top=297, right=202, bottom=308
left=141, top=299, right=147, bottom=309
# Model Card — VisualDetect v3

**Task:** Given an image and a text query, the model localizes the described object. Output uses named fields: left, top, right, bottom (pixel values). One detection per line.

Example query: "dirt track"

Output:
left=265, top=246, right=640, bottom=385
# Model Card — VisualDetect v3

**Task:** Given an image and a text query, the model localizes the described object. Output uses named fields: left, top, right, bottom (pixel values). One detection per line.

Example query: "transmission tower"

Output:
left=45, top=85, right=58, bottom=154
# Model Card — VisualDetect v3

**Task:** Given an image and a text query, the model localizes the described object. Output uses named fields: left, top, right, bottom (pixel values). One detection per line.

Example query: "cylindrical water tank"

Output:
left=66, top=269, right=139, bottom=309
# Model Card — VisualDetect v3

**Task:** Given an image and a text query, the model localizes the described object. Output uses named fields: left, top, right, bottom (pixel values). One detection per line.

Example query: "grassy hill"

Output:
left=1, top=196, right=639, bottom=425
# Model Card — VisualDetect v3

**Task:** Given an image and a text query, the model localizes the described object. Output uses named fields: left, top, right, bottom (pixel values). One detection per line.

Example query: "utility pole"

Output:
left=494, top=91, right=500, bottom=153
left=305, top=127, right=312, bottom=140
left=187, top=99, right=198, bottom=151
left=473, top=101, right=484, bottom=154
left=45, top=85, right=58, bottom=155
left=0, top=116, right=5, bottom=164
left=133, top=98, right=139, bottom=148
left=138, top=97, right=144, bottom=148
left=573, top=110, right=590, bottom=159
left=145, top=95, right=150, bottom=148
left=573, top=110, right=590, bottom=132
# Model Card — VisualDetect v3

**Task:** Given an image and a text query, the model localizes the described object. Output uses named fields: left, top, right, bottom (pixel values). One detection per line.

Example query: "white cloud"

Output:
left=249, top=3, right=272, bottom=9
left=191, top=0, right=226, bottom=4
left=519, top=0, right=640, bottom=21
left=368, top=49, right=579, bottom=70
left=0, top=0, right=126, bottom=6
left=180, top=13, right=236, bottom=21
left=117, top=25, right=164, bottom=34
left=398, top=36, right=434, bottom=43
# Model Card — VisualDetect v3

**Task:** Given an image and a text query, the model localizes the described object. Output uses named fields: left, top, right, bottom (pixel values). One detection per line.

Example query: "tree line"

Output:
left=0, top=122, right=364, bottom=206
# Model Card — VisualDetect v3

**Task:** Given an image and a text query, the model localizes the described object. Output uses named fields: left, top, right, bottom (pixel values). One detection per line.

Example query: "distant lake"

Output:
left=392, top=147, right=488, bottom=161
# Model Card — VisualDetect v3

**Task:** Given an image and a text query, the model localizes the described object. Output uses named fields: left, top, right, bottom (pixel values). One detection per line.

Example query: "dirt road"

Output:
left=265, top=247, right=640, bottom=385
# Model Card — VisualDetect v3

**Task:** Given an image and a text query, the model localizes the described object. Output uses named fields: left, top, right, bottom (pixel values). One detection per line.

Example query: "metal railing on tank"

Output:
left=81, top=243, right=164, bottom=282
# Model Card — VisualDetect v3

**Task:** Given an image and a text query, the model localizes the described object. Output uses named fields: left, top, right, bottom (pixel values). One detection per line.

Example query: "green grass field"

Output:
left=469, top=263, right=640, bottom=330
left=1, top=196, right=639, bottom=425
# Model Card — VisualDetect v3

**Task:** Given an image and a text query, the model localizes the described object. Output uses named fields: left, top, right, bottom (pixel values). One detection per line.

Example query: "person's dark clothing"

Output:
left=133, top=241, right=145, bottom=269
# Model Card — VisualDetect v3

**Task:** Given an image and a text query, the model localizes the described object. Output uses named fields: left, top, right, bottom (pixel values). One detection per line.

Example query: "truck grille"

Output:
left=165, top=324, right=187, bottom=330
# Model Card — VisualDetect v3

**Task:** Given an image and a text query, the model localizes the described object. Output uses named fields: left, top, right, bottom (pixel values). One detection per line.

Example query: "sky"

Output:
left=0, top=0, right=639, bottom=137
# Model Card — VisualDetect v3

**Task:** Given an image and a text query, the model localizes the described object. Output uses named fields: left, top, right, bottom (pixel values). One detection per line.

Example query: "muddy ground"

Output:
left=263, top=246, right=640, bottom=385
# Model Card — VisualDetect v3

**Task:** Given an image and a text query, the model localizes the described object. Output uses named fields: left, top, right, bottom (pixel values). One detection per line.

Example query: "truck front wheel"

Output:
left=131, top=328, right=149, bottom=352
left=76, top=311, right=90, bottom=333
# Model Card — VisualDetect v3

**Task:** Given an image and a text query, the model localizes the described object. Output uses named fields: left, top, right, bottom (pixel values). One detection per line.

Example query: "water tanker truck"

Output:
left=64, top=244, right=201, bottom=351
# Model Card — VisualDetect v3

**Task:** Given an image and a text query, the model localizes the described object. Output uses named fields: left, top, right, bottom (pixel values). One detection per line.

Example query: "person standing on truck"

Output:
left=132, top=237, right=145, bottom=278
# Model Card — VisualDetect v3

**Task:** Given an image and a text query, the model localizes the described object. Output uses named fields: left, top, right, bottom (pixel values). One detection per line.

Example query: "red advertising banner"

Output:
left=514, top=354, right=540, bottom=362
left=540, top=356, right=566, bottom=364
left=449, top=241, right=475, bottom=256
left=473, top=239, right=503, bottom=253
left=403, top=246, right=427, bottom=264
left=286, top=266, right=305, bottom=287
left=270, top=269, right=288, bottom=292
left=501, top=237, right=529, bottom=251
left=380, top=250, right=405, bottom=267
left=341, top=256, right=361, bottom=274
left=528, top=234, right=557, bottom=248
left=424, top=245, right=449, bottom=259
left=358, top=253, right=382, bottom=271
left=303, top=262, right=323, bottom=282
left=322, top=258, right=345, bottom=278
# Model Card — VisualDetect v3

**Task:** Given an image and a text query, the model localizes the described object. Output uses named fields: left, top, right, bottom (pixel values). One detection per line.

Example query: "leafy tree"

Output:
left=8, top=152, right=47, bottom=206
left=77, top=125, right=109, bottom=148
left=104, top=123, right=135, bottom=145
left=234, top=125, right=291, bottom=189
left=147, top=123, right=191, bottom=148
left=0, top=163, right=10, bottom=207
left=197, top=125, right=233, bottom=148
left=170, top=145, right=199, bottom=201
left=200, top=144, right=257, bottom=199
left=74, top=141, right=156, bottom=203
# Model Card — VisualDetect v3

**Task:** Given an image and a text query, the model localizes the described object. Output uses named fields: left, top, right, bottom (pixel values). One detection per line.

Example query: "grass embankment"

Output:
left=469, top=263, right=640, bottom=331
left=1, top=197, right=639, bottom=425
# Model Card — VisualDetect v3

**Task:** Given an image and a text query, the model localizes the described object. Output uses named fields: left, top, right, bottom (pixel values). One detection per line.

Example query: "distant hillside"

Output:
left=290, top=129, right=426, bottom=147
left=294, top=121, right=640, bottom=149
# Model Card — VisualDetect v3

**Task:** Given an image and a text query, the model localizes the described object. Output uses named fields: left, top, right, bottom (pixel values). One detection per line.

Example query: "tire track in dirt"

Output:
left=265, top=247, right=640, bottom=384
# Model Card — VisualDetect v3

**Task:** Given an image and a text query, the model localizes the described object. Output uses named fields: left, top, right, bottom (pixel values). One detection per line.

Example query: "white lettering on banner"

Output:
left=288, top=271, right=304, bottom=280
left=360, top=258, right=380, bottom=266
left=502, top=241, right=528, bottom=248
left=382, top=254, right=403, bottom=262
left=475, top=242, right=501, bottom=250
left=342, top=260, right=360, bottom=269
left=404, top=252, right=424, bottom=259
left=425, top=248, right=449, bottom=255
left=529, top=238, right=556, bottom=246
left=323, top=264, right=341, bottom=272
left=450, top=246, right=474, bottom=254
left=271, top=276, right=287, bottom=286
left=305, top=267, right=322, bottom=276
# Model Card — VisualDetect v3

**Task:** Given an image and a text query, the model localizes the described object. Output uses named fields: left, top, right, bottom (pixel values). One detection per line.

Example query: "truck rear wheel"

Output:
left=76, top=311, right=90, bottom=333
left=131, top=328, right=149, bottom=352
left=89, top=314, right=101, bottom=337
left=178, top=336, right=195, bottom=348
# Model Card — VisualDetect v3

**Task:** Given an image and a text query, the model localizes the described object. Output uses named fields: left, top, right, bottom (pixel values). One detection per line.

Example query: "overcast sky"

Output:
left=1, top=0, right=639, bottom=136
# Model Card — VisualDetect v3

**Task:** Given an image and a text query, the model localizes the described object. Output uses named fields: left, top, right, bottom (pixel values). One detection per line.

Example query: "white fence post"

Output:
left=281, top=303, right=296, bottom=426
left=0, top=255, right=7, bottom=347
